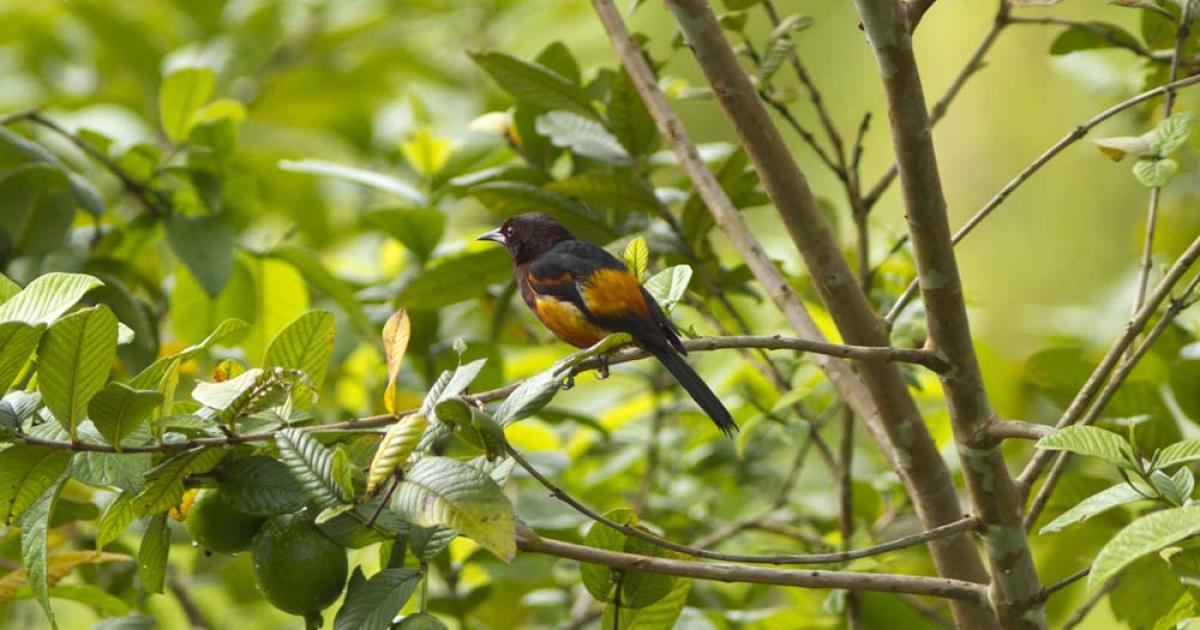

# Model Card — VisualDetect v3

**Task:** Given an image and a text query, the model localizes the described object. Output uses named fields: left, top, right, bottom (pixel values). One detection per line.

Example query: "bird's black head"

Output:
left=477, top=213, right=574, bottom=265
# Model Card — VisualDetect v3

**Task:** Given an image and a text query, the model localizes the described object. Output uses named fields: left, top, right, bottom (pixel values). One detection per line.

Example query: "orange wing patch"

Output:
left=580, top=268, right=650, bottom=318
left=533, top=295, right=609, bottom=348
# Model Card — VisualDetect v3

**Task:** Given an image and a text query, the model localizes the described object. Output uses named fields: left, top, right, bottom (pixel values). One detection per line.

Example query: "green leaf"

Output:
left=21, top=475, right=64, bottom=629
left=601, top=574, right=690, bottom=630
left=45, top=583, right=131, bottom=617
left=96, top=493, right=138, bottom=551
left=546, top=173, right=659, bottom=215
left=159, top=66, right=215, bottom=142
left=581, top=508, right=675, bottom=610
left=241, top=256, right=311, bottom=362
left=1090, top=506, right=1200, bottom=590
left=1134, top=157, right=1179, bottom=187
left=217, top=455, right=308, bottom=516
left=0, top=444, right=73, bottom=524
left=164, top=213, right=236, bottom=296
left=1152, top=467, right=1195, bottom=505
left=389, top=456, right=515, bottom=561
left=1050, top=22, right=1142, bottom=56
left=366, top=415, right=430, bottom=494
left=494, top=364, right=564, bottom=427
left=1039, top=482, right=1147, bottom=534
left=608, top=69, right=659, bottom=157
left=470, top=51, right=598, bottom=120
left=276, top=427, right=352, bottom=508
left=470, top=181, right=617, bottom=244
left=71, top=451, right=152, bottom=494
left=133, top=447, right=225, bottom=515
left=1152, top=112, right=1195, bottom=156
left=279, top=159, right=426, bottom=204
left=264, top=310, right=335, bottom=389
left=0, top=273, right=104, bottom=326
left=643, top=265, right=693, bottom=310
left=535, top=111, right=631, bottom=165
left=137, top=513, right=169, bottom=594
left=267, top=245, right=372, bottom=336
left=0, top=163, right=76, bottom=259
left=133, top=318, right=249, bottom=390
left=0, top=321, right=43, bottom=394
left=87, top=383, right=163, bottom=450
left=0, top=273, right=19, bottom=303
left=0, top=127, right=105, bottom=217
left=582, top=508, right=637, bottom=601
left=401, top=128, right=453, bottom=179
left=333, top=567, right=423, bottom=630
left=37, top=305, right=118, bottom=439
left=1035, top=425, right=1136, bottom=469
left=1159, top=438, right=1200, bottom=468
left=365, top=208, right=446, bottom=263
left=397, top=248, right=513, bottom=310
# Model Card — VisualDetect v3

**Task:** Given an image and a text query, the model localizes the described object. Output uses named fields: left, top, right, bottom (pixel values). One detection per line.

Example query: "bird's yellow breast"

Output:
left=533, top=295, right=608, bottom=348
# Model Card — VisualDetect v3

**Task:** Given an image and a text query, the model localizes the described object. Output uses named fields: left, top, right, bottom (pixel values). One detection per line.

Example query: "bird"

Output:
left=478, top=212, right=736, bottom=436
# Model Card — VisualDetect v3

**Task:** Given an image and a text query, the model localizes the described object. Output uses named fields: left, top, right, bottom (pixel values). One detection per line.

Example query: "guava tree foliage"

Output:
left=5, top=0, right=1200, bottom=628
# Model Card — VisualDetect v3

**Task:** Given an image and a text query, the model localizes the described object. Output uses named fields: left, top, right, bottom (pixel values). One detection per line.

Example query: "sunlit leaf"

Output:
left=1036, top=425, right=1137, bottom=469
left=389, top=456, right=515, bottom=561
left=159, top=66, right=215, bottom=142
left=38, top=305, right=118, bottom=440
left=279, top=159, right=426, bottom=204
left=1039, top=482, right=1147, bottom=534
left=1090, top=506, right=1200, bottom=590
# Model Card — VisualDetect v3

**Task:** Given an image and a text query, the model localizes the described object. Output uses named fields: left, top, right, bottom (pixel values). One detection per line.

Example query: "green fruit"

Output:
left=184, top=489, right=266, bottom=554
left=252, top=511, right=348, bottom=616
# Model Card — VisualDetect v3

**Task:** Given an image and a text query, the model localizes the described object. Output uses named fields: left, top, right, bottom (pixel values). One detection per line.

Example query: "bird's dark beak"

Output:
left=477, top=228, right=505, bottom=245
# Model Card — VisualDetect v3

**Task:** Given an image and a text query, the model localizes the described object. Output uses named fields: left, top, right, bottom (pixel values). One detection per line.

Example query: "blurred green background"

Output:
left=2, top=0, right=1197, bottom=628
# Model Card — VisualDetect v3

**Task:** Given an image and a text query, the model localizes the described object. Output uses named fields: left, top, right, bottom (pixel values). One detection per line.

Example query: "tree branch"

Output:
left=885, top=71, right=1200, bottom=325
left=851, top=0, right=1043, bottom=626
left=658, top=3, right=994, bottom=625
left=515, top=527, right=990, bottom=602
left=987, top=418, right=1053, bottom=442
left=508, top=443, right=982, bottom=565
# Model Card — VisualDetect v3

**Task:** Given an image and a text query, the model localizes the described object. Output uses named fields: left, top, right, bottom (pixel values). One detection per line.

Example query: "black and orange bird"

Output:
left=478, top=213, right=736, bottom=436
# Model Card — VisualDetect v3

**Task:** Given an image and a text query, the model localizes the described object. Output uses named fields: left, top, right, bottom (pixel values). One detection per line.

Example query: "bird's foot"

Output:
left=595, top=355, right=610, bottom=380
left=561, top=373, right=576, bottom=390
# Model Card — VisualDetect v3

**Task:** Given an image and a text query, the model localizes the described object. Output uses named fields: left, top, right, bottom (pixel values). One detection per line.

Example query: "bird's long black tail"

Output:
left=644, top=344, right=737, bottom=437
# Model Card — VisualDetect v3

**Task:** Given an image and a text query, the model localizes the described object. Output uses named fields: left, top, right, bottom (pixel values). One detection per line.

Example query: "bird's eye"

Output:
left=504, top=226, right=513, bottom=236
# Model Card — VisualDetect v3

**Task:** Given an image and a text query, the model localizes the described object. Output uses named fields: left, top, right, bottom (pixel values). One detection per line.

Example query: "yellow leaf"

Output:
left=0, top=552, right=132, bottom=602
left=382, top=309, right=411, bottom=414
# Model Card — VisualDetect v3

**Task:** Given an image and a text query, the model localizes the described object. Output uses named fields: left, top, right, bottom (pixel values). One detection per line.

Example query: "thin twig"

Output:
left=885, top=71, right=1200, bottom=325
left=516, top=528, right=990, bottom=601
left=1037, top=567, right=1089, bottom=603
left=1060, top=575, right=1119, bottom=630
left=1134, top=1, right=1192, bottom=316
left=509, top=442, right=981, bottom=565
left=764, top=0, right=848, bottom=168
left=3, top=110, right=169, bottom=215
